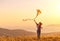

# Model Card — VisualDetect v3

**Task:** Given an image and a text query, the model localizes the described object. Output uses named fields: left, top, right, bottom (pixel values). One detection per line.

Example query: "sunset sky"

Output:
left=0, top=0, right=60, bottom=33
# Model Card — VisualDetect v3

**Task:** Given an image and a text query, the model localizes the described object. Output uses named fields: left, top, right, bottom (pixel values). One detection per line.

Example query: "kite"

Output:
left=37, top=9, right=41, bottom=16
left=34, top=9, right=41, bottom=20
left=23, top=9, right=41, bottom=21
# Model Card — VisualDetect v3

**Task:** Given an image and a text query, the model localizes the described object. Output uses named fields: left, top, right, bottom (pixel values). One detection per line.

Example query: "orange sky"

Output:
left=0, top=0, right=60, bottom=33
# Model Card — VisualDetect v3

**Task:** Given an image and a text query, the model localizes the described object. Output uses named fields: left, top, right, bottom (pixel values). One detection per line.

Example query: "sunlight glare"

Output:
left=56, top=3, right=60, bottom=11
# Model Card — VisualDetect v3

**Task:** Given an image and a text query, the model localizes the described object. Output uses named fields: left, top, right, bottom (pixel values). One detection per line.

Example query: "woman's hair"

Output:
left=39, top=22, right=42, bottom=25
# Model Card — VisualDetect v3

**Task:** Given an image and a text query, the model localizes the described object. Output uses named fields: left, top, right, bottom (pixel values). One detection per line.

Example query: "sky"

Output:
left=0, top=0, right=60, bottom=33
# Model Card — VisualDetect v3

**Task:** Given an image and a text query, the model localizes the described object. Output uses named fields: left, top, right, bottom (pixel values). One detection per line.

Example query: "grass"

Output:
left=0, top=36, right=60, bottom=41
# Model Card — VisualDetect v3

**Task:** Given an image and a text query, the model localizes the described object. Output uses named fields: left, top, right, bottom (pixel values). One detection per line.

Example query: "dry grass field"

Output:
left=0, top=36, right=60, bottom=41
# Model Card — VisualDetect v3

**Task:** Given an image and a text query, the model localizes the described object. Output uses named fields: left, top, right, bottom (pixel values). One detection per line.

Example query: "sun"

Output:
left=57, top=4, right=60, bottom=9
left=55, top=3, right=60, bottom=15
left=56, top=3, right=60, bottom=11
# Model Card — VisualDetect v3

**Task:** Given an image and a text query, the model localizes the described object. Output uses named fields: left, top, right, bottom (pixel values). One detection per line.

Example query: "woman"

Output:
left=34, top=20, right=42, bottom=39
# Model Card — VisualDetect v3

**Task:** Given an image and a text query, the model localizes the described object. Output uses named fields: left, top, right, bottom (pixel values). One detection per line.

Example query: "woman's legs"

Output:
left=37, top=30, right=41, bottom=39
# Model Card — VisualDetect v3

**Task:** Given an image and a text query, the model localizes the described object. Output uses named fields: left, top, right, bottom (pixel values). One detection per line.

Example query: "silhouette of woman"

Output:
left=34, top=19, right=42, bottom=39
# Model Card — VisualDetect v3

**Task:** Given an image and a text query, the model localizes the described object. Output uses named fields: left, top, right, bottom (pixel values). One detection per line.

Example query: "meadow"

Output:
left=0, top=36, right=60, bottom=41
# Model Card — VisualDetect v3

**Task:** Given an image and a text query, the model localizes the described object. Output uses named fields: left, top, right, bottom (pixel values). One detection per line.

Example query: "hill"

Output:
left=0, top=28, right=36, bottom=36
left=0, top=27, right=60, bottom=37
